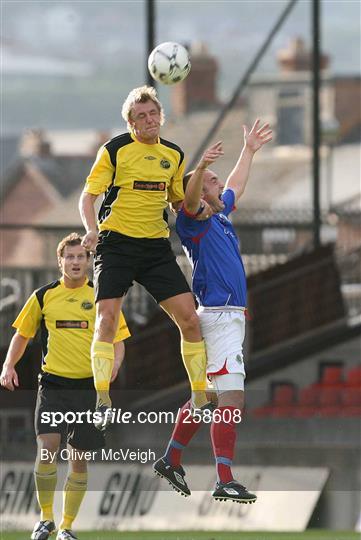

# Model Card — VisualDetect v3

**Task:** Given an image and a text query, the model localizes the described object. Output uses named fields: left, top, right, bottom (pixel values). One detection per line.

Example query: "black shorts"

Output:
left=35, top=372, right=105, bottom=451
left=94, top=230, right=191, bottom=303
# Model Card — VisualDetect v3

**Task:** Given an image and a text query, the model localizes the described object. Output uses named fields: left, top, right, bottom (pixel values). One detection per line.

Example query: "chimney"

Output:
left=277, top=37, right=329, bottom=72
left=171, top=42, right=218, bottom=116
left=19, top=129, right=52, bottom=158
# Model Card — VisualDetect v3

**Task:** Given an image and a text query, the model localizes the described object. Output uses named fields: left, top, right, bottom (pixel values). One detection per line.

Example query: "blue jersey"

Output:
left=176, top=189, right=247, bottom=307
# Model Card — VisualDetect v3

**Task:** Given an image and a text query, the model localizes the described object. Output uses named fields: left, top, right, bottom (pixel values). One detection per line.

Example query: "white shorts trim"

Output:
left=199, top=306, right=246, bottom=313
left=197, top=307, right=246, bottom=377
left=208, top=373, right=245, bottom=393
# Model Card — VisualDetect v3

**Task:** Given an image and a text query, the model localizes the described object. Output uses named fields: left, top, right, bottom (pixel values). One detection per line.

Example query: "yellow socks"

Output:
left=34, top=462, right=57, bottom=522
left=91, top=340, right=114, bottom=408
left=34, top=465, right=87, bottom=531
left=59, top=471, right=88, bottom=531
left=181, top=339, right=209, bottom=409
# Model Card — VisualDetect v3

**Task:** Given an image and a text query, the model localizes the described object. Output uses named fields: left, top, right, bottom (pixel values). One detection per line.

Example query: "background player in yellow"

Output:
left=0, top=233, right=130, bottom=540
left=79, top=86, right=219, bottom=421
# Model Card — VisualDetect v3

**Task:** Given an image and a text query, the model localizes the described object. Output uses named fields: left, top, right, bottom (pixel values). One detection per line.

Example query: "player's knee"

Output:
left=234, top=393, right=244, bottom=410
left=177, top=309, right=200, bottom=335
left=218, top=390, right=244, bottom=410
left=69, top=458, right=88, bottom=474
left=37, top=436, right=60, bottom=459
left=96, top=309, right=118, bottom=337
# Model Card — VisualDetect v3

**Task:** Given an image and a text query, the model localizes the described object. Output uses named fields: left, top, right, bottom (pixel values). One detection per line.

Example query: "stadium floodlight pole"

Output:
left=312, top=0, right=321, bottom=248
left=188, top=0, right=298, bottom=171
left=146, top=0, right=156, bottom=88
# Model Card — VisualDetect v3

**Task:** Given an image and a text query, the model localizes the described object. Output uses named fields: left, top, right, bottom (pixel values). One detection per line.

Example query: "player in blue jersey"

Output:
left=153, top=119, right=272, bottom=503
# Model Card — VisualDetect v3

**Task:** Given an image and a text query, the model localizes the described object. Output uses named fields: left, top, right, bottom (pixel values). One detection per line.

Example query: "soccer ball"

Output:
left=148, top=42, right=191, bottom=85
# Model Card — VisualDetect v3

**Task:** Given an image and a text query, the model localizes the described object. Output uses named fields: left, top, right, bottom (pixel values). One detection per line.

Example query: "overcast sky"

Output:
left=2, top=0, right=360, bottom=131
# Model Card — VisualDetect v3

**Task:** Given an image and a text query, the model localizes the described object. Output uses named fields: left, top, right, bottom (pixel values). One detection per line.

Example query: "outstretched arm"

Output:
left=225, top=119, right=272, bottom=203
left=184, top=141, right=224, bottom=215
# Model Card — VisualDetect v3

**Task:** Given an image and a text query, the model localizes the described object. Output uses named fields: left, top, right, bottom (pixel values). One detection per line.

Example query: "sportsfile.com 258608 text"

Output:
left=40, top=407, right=242, bottom=428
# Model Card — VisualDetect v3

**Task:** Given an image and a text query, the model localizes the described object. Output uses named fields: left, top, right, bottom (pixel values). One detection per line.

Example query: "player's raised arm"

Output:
left=225, top=119, right=272, bottom=203
left=0, top=333, right=29, bottom=391
left=184, top=141, right=224, bottom=215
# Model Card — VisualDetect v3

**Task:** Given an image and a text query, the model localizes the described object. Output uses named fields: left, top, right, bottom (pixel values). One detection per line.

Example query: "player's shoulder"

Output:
left=222, top=187, right=235, bottom=199
left=104, top=132, right=134, bottom=165
left=220, top=188, right=236, bottom=214
left=159, top=137, right=184, bottom=163
left=34, top=280, right=61, bottom=309
left=105, top=132, right=133, bottom=148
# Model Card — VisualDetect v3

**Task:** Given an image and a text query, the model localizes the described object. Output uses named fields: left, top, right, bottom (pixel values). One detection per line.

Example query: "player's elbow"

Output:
left=79, top=191, right=96, bottom=212
left=13, top=332, right=30, bottom=350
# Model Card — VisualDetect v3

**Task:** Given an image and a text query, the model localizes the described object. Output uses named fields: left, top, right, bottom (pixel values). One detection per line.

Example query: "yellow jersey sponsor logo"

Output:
left=56, top=320, right=89, bottom=329
left=133, top=181, right=166, bottom=191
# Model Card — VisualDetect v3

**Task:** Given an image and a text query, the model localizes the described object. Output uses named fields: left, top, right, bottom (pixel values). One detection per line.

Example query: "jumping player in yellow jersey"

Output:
left=0, top=233, right=130, bottom=540
left=79, top=86, right=218, bottom=422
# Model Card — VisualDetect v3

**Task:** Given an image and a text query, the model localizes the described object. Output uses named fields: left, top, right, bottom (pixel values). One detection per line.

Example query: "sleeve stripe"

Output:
left=181, top=203, right=199, bottom=219
left=35, top=280, right=60, bottom=310
left=105, top=133, right=134, bottom=167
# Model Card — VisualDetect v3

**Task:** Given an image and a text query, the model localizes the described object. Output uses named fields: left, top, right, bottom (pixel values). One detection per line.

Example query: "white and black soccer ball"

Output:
left=148, top=42, right=191, bottom=85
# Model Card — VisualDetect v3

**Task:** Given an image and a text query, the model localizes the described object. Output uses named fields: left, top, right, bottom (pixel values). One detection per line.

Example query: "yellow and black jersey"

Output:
left=12, top=278, right=130, bottom=379
left=84, top=132, right=185, bottom=239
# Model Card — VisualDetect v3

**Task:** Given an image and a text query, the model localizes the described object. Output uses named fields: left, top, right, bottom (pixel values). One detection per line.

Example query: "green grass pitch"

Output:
left=1, top=531, right=359, bottom=540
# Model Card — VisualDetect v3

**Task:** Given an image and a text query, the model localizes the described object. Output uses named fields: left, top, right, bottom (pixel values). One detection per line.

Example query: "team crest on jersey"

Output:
left=160, top=159, right=170, bottom=169
left=81, top=300, right=93, bottom=310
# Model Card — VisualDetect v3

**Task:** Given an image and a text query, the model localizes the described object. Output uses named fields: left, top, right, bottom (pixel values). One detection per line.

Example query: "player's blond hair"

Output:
left=121, top=86, right=165, bottom=130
